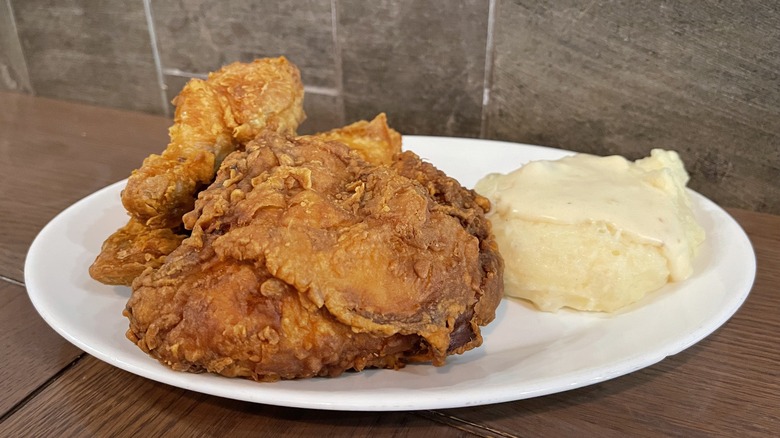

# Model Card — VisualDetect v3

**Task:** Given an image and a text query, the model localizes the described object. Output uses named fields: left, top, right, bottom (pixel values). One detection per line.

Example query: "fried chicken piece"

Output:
left=89, top=112, right=398, bottom=286
left=88, top=218, right=187, bottom=286
left=124, top=133, right=503, bottom=380
left=307, top=113, right=401, bottom=165
left=121, top=57, right=305, bottom=230
left=391, top=152, right=505, bottom=333
left=90, top=58, right=304, bottom=286
left=89, top=113, right=399, bottom=286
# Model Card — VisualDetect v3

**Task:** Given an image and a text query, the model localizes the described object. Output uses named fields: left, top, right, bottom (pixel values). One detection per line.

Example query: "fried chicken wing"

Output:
left=90, top=113, right=401, bottom=286
left=89, top=112, right=401, bottom=286
left=124, top=133, right=503, bottom=380
left=121, top=57, right=305, bottom=229
left=307, top=113, right=401, bottom=165
left=88, top=218, right=187, bottom=286
left=90, top=57, right=304, bottom=286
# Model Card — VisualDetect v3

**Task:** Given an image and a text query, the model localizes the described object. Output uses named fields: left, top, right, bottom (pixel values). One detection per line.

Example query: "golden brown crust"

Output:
left=125, top=133, right=503, bottom=380
left=307, top=113, right=402, bottom=165
left=89, top=111, right=401, bottom=287
left=89, top=57, right=503, bottom=380
left=391, top=151, right=504, bottom=332
left=88, top=218, right=187, bottom=286
left=121, top=57, right=305, bottom=229
left=90, top=58, right=305, bottom=286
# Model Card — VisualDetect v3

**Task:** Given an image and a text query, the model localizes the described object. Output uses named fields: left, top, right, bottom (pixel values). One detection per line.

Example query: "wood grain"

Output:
left=0, top=356, right=476, bottom=438
left=0, top=91, right=170, bottom=282
left=0, top=281, right=83, bottom=416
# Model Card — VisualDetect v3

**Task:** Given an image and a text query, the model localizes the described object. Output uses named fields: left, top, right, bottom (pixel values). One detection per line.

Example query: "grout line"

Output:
left=480, top=0, right=497, bottom=138
left=330, top=0, right=345, bottom=120
left=143, top=0, right=171, bottom=117
left=304, top=85, right=340, bottom=97
left=162, top=67, right=208, bottom=80
left=4, top=0, right=33, bottom=93
left=0, top=274, right=24, bottom=287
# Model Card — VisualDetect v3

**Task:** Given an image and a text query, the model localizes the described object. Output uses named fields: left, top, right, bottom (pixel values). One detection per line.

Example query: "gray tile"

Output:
left=486, top=0, right=780, bottom=213
left=0, top=0, right=32, bottom=92
left=12, top=0, right=163, bottom=113
left=298, top=92, right=344, bottom=135
left=338, top=0, right=489, bottom=137
left=151, top=0, right=336, bottom=88
left=162, top=73, right=195, bottom=116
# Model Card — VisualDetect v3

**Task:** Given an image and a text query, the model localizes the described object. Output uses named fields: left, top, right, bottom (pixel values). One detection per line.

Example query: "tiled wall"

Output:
left=2, top=0, right=778, bottom=213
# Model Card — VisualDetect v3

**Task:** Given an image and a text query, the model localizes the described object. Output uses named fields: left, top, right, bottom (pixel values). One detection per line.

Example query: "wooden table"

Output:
left=1, top=91, right=777, bottom=437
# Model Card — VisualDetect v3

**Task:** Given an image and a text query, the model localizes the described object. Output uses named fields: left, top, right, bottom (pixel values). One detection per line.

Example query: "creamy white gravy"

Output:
left=476, top=151, right=703, bottom=281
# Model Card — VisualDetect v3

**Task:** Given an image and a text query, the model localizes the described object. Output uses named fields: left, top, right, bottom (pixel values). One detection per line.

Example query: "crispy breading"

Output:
left=121, top=57, right=305, bottom=229
left=88, top=218, right=186, bottom=286
left=90, top=58, right=304, bottom=286
left=89, top=113, right=401, bottom=286
left=307, top=113, right=401, bottom=165
left=124, top=133, right=502, bottom=380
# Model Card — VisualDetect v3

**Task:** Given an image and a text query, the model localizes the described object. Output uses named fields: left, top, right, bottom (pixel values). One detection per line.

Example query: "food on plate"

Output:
left=89, top=57, right=305, bottom=286
left=124, top=132, right=503, bottom=380
left=121, top=57, right=305, bottom=230
left=88, top=113, right=403, bottom=287
left=88, top=218, right=186, bottom=286
left=475, top=149, right=705, bottom=312
left=90, top=56, right=502, bottom=380
left=307, top=112, right=401, bottom=165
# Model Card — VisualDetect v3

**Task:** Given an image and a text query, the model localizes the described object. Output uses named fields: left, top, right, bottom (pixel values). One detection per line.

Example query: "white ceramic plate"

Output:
left=25, top=136, right=756, bottom=411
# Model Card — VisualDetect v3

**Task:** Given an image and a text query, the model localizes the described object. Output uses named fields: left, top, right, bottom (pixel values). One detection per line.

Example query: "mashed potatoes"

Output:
left=475, top=149, right=705, bottom=312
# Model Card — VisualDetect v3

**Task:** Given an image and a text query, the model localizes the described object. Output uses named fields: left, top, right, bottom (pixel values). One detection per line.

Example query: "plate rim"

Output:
left=23, top=136, right=757, bottom=411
